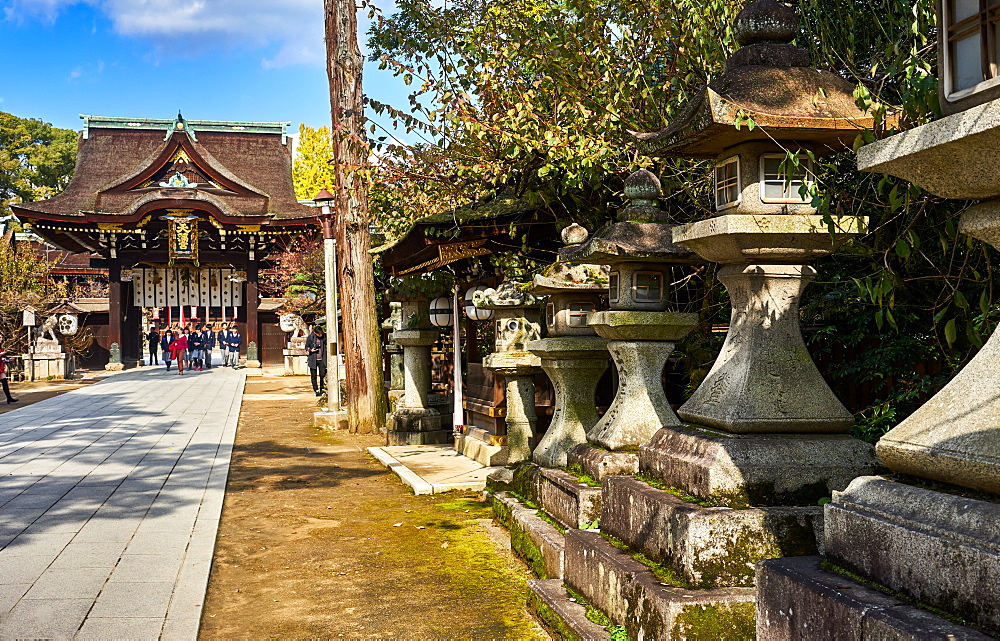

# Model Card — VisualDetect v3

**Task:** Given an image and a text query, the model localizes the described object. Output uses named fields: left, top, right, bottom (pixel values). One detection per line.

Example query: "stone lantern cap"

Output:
left=527, top=263, right=608, bottom=296
left=561, top=168, right=701, bottom=265
left=472, top=281, right=545, bottom=310
left=634, top=0, right=877, bottom=159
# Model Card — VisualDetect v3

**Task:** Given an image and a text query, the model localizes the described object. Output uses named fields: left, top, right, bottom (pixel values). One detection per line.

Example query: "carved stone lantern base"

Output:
left=674, top=215, right=864, bottom=434
left=586, top=311, right=698, bottom=450
left=483, top=352, right=541, bottom=464
left=528, top=337, right=609, bottom=468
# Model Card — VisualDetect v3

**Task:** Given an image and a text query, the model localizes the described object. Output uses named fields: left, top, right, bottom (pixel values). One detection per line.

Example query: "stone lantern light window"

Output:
left=546, top=302, right=556, bottom=327
left=715, top=156, right=741, bottom=209
left=760, top=153, right=815, bottom=203
left=568, top=302, right=595, bottom=327
left=608, top=271, right=620, bottom=303
left=633, top=271, right=663, bottom=303
left=944, top=0, right=1000, bottom=101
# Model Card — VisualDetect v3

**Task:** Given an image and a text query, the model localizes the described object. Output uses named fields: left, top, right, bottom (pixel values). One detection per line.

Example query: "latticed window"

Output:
left=946, top=0, right=1000, bottom=96
left=715, top=157, right=741, bottom=209
left=760, top=154, right=814, bottom=203
left=633, top=272, right=663, bottom=303
left=609, top=271, right=620, bottom=303
left=568, top=302, right=595, bottom=327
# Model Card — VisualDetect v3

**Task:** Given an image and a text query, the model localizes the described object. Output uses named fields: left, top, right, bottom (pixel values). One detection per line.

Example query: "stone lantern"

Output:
left=638, top=0, right=876, bottom=466
left=525, top=263, right=610, bottom=467
left=386, top=299, right=451, bottom=446
left=756, top=1, right=1000, bottom=636
left=472, top=282, right=544, bottom=463
left=560, top=169, right=700, bottom=452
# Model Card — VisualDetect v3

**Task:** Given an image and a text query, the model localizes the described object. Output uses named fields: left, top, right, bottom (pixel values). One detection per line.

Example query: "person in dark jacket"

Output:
left=227, top=327, right=243, bottom=368
left=161, top=330, right=176, bottom=371
left=146, top=326, right=160, bottom=366
left=201, top=325, right=215, bottom=369
left=188, top=327, right=204, bottom=370
left=304, top=325, right=327, bottom=397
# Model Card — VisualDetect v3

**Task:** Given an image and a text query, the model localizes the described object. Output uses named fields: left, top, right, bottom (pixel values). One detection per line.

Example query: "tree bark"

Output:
left=324, top=0, right=387, bottom=434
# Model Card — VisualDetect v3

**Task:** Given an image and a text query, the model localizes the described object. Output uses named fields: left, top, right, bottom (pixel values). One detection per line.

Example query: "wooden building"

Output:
left=12, top=114, right=317, bottom=366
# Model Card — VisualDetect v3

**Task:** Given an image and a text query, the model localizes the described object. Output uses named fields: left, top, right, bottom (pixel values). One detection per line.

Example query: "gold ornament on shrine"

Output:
left=162, top=209, right=200, bottom=266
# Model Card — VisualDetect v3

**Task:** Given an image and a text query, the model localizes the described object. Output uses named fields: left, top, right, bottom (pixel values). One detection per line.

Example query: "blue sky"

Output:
left=0, top=0, right=405, bottom=136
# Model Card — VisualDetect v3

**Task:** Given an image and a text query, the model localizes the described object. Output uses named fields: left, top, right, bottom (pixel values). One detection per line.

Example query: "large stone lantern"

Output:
left=637, top=0, right=876, bottom=472
left=526, top=262, right=610, bottom=467
left=386, top=299, right=451, bottom=446
left=756, top=1, right=1000, bottom=636
left=560, top=169, right=700, bottom=451
left=472, top=282, right=545, bottom=463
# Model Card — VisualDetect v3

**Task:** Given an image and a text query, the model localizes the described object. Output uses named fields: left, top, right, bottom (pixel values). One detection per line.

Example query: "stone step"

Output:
left=493, top=492, right=565, bottom=579
left=386, top=429, right=453, bottom=446
left=527, top=579, right=609, bottom=641
left=538, top=468, right=602, bottom=530
left=454, top=430, right=509, bottom=467
left=568, top=444, right=638, bottom=481
left=757, top=556, right=992, bottom=640
left=564, top=529, right=756, bottom=640
left=487, top=463, right=602, bottom=531
left=601, top=475, right=821, bottom=588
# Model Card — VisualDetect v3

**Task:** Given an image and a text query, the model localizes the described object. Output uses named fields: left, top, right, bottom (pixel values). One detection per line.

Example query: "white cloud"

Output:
left=5, top=0, right=327, bottom=68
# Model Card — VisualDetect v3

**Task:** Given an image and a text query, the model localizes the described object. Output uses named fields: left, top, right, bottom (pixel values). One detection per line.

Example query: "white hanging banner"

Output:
left=132, top=267, right=242, bottom=308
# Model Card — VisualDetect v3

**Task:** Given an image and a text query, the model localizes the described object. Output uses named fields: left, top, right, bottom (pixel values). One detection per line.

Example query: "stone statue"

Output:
left=35, top=315, right=59, bottom=343
left=279, top=313, right=308, bottom=341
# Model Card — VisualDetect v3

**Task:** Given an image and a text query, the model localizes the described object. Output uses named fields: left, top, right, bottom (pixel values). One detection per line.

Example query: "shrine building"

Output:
left=12, top=114, right=318, bottom=367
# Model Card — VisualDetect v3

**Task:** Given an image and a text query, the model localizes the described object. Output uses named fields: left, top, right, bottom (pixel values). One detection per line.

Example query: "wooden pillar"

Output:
left=108, top=258, right=122, bottom=354
left=246, top=260, right=259, bottom=352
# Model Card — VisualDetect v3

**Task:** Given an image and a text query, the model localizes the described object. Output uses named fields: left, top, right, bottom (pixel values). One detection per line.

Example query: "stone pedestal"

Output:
left=528, top=337, right=609, bottom=468
left=587, top=311, right=698, bottom=450
left=387, top=328, right=447, bottom=444
left=23, top=350, right=70, bottom=380
left=283, top=338, right=309, bottom=376
left=483, top=352, right=540, bottom=464
left=676, top=261, right=854, bottom=433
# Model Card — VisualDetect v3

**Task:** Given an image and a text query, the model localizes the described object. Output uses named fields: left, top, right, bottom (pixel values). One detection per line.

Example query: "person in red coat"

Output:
left=169, top=331, right=189, bottom=375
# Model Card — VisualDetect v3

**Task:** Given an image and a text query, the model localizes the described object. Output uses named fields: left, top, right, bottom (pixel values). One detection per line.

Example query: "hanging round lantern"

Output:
left=428, top=296, right=454, bottom=327
left=464, top=285, right=494, bottom=321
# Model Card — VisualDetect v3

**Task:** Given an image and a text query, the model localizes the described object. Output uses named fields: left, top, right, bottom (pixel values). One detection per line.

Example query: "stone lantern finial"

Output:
left=619, top=168, right=670, bottom=223
left=733, top=0, right=799, bottom=46
left=728, top=0, right=808, bottom=70
left=561, top=223, right=589, bottom=246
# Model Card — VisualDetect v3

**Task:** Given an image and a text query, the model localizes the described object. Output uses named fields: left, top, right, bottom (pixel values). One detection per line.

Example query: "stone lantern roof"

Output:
left=635, top=0, right=877, bottom=159
left=559, top=169, right=700, bottom=265
left=527, top=262, right=608, bottom=296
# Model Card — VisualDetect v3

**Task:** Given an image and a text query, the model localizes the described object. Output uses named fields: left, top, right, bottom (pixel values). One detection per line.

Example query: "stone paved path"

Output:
left=0, top=366, right=245, bottom=639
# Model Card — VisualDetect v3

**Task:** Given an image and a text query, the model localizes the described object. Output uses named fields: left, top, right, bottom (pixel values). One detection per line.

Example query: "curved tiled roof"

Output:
left=13, top=116, right=316, bottom=225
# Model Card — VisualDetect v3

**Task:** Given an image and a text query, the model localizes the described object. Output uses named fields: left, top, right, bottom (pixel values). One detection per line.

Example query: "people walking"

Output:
left=170, top=330, right=189, bottom=374
left=161, top=330, right=176, bottom=370
left=305, top=325, right=327, bottom=397
left=0, top=333, right=18, bottom=404
left=201, top=325, right=216, bottom=369
left=226, top=326, right=242, bottom=368
left=146, top=325, right=160, bottom=366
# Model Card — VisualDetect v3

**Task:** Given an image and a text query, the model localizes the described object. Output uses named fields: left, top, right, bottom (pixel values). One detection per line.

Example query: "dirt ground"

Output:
left=199, top=373, right=548, bottom=639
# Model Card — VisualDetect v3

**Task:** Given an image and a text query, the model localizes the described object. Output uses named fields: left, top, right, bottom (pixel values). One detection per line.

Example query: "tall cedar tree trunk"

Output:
left=324, top=0, right=387, bottom=434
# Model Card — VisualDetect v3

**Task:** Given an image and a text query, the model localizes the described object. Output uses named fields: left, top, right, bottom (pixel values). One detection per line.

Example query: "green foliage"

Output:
left=0, top=112, right=76, bottom=217
left=365, top=0, right=991, bottom=440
